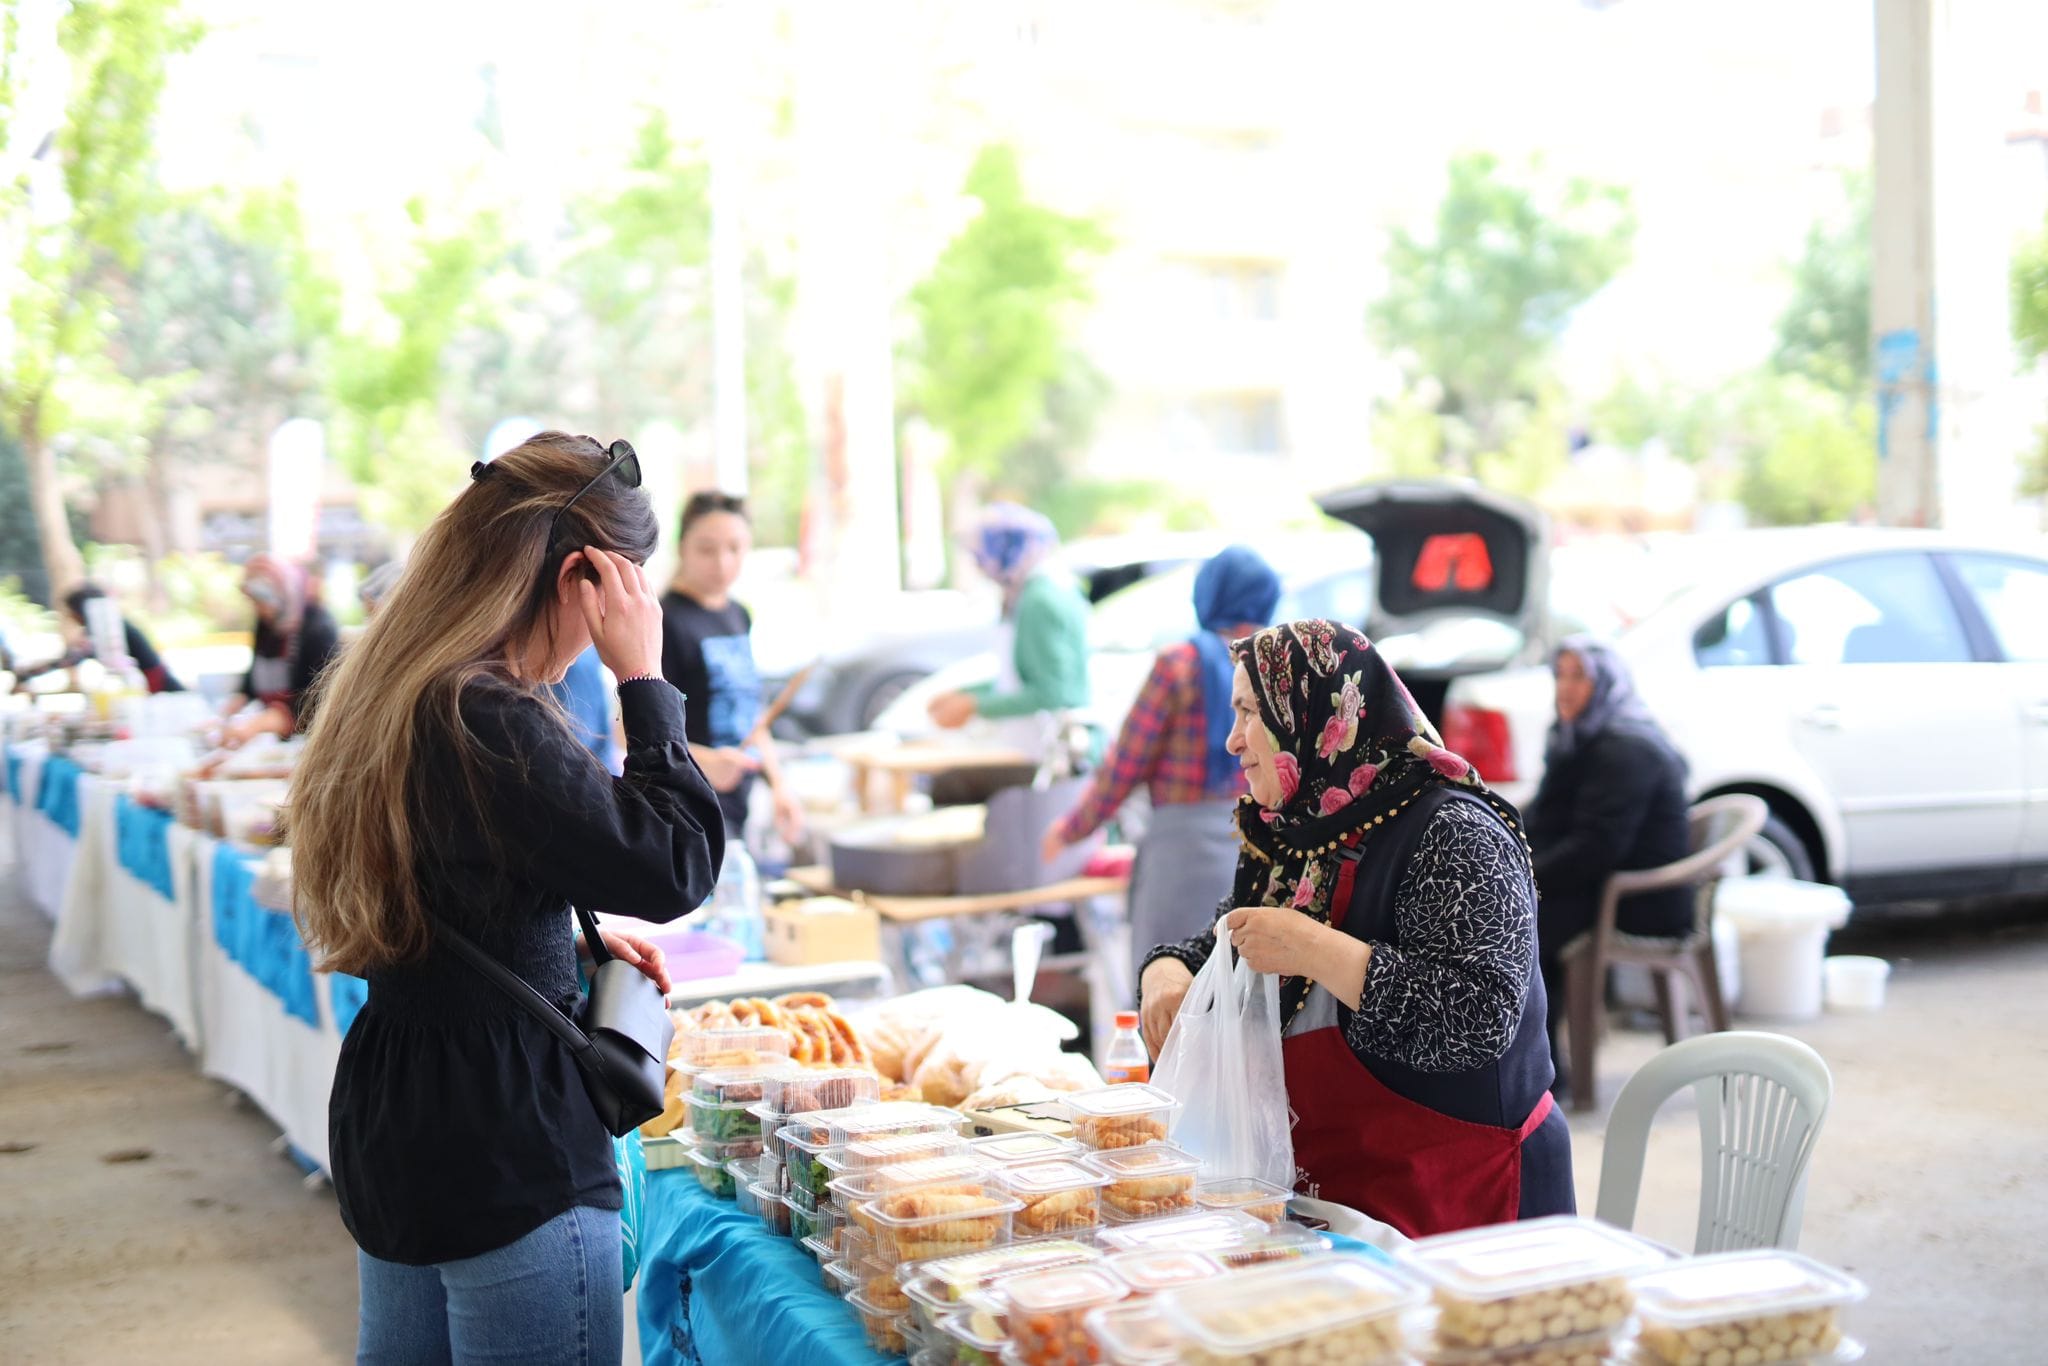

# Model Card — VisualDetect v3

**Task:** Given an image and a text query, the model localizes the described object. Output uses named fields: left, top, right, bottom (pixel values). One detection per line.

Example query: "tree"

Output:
left=900, top=145, right=1110, bottom=484
left=1369, top=152, right=1634, bottom=473
left=0, top=0, right=202, bottom=599
left=1729, top=372, right=1876, bottom=525
left=1772, top=170, right=1871, bottom=395
left=2018, top=212, right=2048, bottom=499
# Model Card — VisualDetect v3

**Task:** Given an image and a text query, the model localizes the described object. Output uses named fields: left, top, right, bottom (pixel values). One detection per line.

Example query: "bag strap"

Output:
left=433, top=915, right=609, bottom=1069
left=572, top=903, right=612, bottom=965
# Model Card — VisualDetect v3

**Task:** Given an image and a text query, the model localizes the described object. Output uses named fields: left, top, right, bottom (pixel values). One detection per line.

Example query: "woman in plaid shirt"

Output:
left=1043, top=546, right=1281, bottom=978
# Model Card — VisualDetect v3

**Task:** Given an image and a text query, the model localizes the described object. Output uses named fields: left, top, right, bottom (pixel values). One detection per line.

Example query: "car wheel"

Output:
left=1745, top=813, right=1817, bottom=881
left=858, top=671, right=929, bottom=731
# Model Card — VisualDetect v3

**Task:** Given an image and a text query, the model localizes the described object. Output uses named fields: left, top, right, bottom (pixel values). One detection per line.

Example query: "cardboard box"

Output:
left=764, top=896, right=881, bottom=966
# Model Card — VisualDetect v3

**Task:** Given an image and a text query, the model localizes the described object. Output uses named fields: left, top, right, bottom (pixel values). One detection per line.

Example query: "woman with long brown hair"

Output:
left=291, top=433, right=724, bottom=1364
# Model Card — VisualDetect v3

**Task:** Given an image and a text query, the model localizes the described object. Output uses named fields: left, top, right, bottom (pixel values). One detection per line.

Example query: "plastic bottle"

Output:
left=707, top=843, right=765, bottom=960
left=1101, top=1010, right=1151, bottom=1085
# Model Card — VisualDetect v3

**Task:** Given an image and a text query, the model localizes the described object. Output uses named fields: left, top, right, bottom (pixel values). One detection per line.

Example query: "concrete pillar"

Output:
left=709, top=0, right=749, bottom=499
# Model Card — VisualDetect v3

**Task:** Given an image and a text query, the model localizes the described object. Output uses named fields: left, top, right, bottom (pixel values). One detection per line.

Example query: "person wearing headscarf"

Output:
left=1525, top=636, right=1692, bottom=1092
left=927, top=503, right=1090, bottom=737
left=223, top=554, right=340, bottom=746
left=1139, top=620, right=1572, bottom=1238
left=1042, top=546, right=1281, bottom=976
left=6, top=585, right=183, bottom=694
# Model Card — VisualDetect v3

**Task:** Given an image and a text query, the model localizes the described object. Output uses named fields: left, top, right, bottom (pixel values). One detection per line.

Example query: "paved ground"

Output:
left=1, top=868, right=2043, bottom=1363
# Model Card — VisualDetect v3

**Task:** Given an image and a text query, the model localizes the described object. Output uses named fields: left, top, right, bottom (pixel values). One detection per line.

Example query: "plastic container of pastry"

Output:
left=1084, top=1299, right=1188, bottom=1366
left=1629, top=1250, right=1866, bottom=1366
left=914, top=1238, right=1104, bottom=1305
left=870, top=1154, right=1001, bottom=1198
left=1060, top=1084, right=1182, bottom=1152
left=1102, top=1249, right=1224, bottom=1297
left=1003, top=1264, right=1131, bottom=1366
left=1418, top=1326, right=1627, bottom=1366
left=1082, top=1143, right=1202, bottom=1221
left=672, top=1026, right=792, bottom=1070
left=762, top=1068, right=881, bottom=1119
left=845, top=1288, right=913, bottom=1356
left=823, top=1258, right=861, bottom=1299
left=858, top=1190, right=1021, bottom=1267
left=839, top=1128, right=973, bottom=1174
left=998, top=1160, right=1114, bottom=1237
left=1192, top=1176, right=1293, bottom=1225
left=1160, top=1254, right=1423, bottom=1365
left=1205, top=1223, right=1331, bottom=1272
left=1094, top=1209, right=1267, bottom=1255
left=825, top=1101, right=961, bottom=1148
left=1399, top=1215, right=1668, bottom=1352
left=691, top=1064, right=790, bottom=1106
left=969, top=1131, right=1085, bottom=1167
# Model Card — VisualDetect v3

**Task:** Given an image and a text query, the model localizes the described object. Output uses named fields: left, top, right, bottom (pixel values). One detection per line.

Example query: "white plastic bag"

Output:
left=1151, top=946, right=1294, bottom=1189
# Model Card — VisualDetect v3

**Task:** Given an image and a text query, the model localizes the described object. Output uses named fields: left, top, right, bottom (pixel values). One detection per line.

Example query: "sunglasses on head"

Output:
left=549, top=437, right=642, bottom=548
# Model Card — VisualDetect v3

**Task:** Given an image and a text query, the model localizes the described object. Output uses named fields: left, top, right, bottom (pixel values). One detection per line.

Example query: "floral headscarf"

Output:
left=1227, top=621, right=1491, bottom=1012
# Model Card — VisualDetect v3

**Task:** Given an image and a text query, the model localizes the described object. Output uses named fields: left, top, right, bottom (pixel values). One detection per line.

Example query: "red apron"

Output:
left=1283, top=843, right=1555, bottom=1239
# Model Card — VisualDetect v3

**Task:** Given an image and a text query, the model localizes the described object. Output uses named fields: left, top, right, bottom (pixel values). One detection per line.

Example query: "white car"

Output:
left=1442, top=528, right=2048, bottom=904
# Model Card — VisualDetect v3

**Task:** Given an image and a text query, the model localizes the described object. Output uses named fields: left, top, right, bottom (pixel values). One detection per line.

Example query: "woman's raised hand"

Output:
left=574, top=548, right=663, bottom=682
left=1139, top=957, right=1194, bottom=1057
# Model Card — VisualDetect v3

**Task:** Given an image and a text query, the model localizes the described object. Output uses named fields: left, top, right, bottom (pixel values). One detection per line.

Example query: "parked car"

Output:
left=764, top=533, right=1232, bottom=738
left=1442, top=528, right=2048, bottom=905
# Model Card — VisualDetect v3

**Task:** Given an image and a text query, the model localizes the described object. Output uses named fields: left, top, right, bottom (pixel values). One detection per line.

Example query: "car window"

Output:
left=1694, top=595, right=1773, bottom=668
left=1951, top=555, right=2048, bottom=663
left=1281, top=571, right=1372, bottom=629
left=1767, top=554, right=1971, bottom=666
left=1087, top=565, right=1200, bottom=654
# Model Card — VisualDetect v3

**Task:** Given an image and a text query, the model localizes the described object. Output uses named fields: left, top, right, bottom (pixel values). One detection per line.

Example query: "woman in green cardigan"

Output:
left=928, top=503, right=1091, bottom=742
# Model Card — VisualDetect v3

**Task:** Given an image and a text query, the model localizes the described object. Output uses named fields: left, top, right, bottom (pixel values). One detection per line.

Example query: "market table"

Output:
left=635, top=1167, right=1398, bottom=1366
left=664, top=957, right=894, bottom=1008
left=6, top=742, right=78, bottom=922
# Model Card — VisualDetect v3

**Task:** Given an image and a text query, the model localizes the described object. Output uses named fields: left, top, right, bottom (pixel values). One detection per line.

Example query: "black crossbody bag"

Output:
left=437, top=905, right=674, bottom=1137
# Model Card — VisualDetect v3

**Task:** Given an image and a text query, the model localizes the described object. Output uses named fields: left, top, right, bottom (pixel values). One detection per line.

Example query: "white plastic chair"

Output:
left=1594, top=1031, right=1832, bottom=1254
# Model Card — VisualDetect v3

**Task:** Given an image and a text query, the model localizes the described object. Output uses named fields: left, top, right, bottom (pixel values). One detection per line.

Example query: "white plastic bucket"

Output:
left=1716, top=877, right=1852, bottom=1022
left=1824, top=955, right=1891, bottom=1012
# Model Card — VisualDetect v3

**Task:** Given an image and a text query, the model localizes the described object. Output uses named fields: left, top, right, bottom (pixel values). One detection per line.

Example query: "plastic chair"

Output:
left=1595, top=1030, right=1832, bottom=1254
left=1562, top=794, right=1768, bottom=1112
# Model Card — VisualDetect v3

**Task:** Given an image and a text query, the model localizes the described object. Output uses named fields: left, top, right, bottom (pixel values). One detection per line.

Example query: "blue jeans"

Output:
left=356, top=1205, right=623, bottom=1365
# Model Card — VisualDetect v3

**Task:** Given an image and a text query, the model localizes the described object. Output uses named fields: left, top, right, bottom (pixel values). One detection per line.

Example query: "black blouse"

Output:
left=328, top=677, right=723, bottom=1266
left=241, top=604, right=341, bottom=728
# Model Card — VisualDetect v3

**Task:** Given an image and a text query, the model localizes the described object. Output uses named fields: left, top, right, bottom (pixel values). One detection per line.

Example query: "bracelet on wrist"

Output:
left=616, top=672, right=660, bottom=688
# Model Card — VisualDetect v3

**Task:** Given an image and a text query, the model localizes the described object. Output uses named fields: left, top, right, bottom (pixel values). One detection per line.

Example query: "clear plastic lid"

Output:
left=1399, top=1216, right=1668, bottom=1302
left=777, top=1120, right=841, bottom=1156
left=941, top=1302, right=1011, bottom=1352
left=1095, top=1209, right=1266, bottom=1254
left=763, top=1068, right=881, bottom=1117
left=826, top=1102, right=961, bottom=1146
left=1082, top=1143, right=1202, bottom=1181
left=691, top=1136, right=765, bottom=1162
left=1084, top=1301, right=1185, bottom=1366
left=845, top=1286, right=913, bottom=1323
left=823, top=1259, right=860, bottom=1296
left=999, top=1160, right=1113, bottom=1198
left=1103, top=1249, right=1224, bottom=1296
left=1209, top=1224, right=1331, bottom=1271
left=842, top=1130, right=973, bottom=1173
left=918, top=1239, right=1102, bottom=1299
left=673, top=1027, right=792, bottom=1068
left=1420, top=1325, right=1628, bottom=1366
left=869, top=1154, right=999, bottom=1198
left=801, top=1233, right=836, bottom=1264
left=1005, top=1263, right=1128, bottom=1316
left=1193, top=1177, right=1293, bottom=1218
left=1161, top=1255, right=1424, bottom=1354
left=1061, top=1084, right=1182, bottom=1121
left=1631, top=1250, right=1868, bottom=1329
left=692, top=1065, right=791, bottom=1105
left=970, top=1131, right=1085, bottom=1166
left=858, top=1191, right=1020, bottom=1233
left=746, top=1179, right=786, bottom=1207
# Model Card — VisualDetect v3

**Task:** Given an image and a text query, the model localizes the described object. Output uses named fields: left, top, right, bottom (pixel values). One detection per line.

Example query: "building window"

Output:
left=1180, top=394, right=1284, bottom=455
left=1174, top=260, right=1282, bottom=322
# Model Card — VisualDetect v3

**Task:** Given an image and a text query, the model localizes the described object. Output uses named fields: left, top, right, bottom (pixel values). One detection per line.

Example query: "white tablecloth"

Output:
left=8, top=746, right=75, bottom=922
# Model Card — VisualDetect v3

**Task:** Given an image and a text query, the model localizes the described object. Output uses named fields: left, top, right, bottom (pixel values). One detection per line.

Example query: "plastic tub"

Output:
left=672, top=1026, right=793, bottom=1070
left=971, top=1131, right=1085, bottom=1167
left=826, top=1102, right=962, bottom=1148
left=1192, top=1177, right=1292, bottom=1225
left=1632, top=1249, right=1867, bottom=1366
left=1102, top=1249, right=1223, bottom=1298
left=1004, top=1264, right=1131, bottom=1366
left=917, top=1239, right=1103, bottom=1305
left=731, top=1166, right=763, bottom=1217
left=939, top=1302, right=1012, bottom=1366
left=1085, top=1300, right=1186, bottom=1365
left=823, top=1258, right=860, bottom=1299
left=780, top=1129, right=842, bottom=1207
left=1399, top=1216, right=1667, bottom=1352
left=692, top=1066, right=789, bottom=1106
left=750, top=1182, right=792, bottom=1235
left=1205, top=1224, right=1329, bottom=1272
left=1419, top=1326, right=1622, bottom=1366
left=1061, top=1084, right=1183, bottom=1151
left=687, top=1147, right=736, bottom=1199
left=688, top=1096, right=764, bottom=1146
left=846, top=1289, right=913, bottom=1356
left=1095, top=1209, right=1266, bottom=1255
left=869, top=1153, right=997, bottom=1197
left=763, top=1068, right=881, bottom=1118
left=859, top=1190, right=1020, bottom=1267
left=840, top=1128, right=972, bottom=1173
left=1000, top=1161, right=1114, bottom=1237
left=1083, top=1143, right=1202, bottom=1221
left=1823, top=956, right=1890, bottom=1013
left=1160, top=1254, right=1421, bottom=1365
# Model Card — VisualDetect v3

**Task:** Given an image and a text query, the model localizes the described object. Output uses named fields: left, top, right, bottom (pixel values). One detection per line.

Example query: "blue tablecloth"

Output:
left=639, top=1169, right=896, bottom=1366
left=330, top=974, right=369, bottom=1034
left=114, top=794, right=179, bottom=901
left=4, top=746, right=22, bottom=804
left=211, top=840, right=319, bottom=1028
left=36, top=754, right=82, bottom=836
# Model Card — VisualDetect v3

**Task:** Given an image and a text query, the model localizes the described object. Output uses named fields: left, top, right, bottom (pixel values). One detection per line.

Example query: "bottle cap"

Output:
left=1114, top=1010, right=1139, bottom=1029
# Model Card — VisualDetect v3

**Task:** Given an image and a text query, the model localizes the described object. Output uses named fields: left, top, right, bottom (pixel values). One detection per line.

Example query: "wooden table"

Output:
left=836, top=744, right=1032, bottom=814
left=665, top=957, right=893, bottom=1008
left=783, top=866, right=1132, bottom=1053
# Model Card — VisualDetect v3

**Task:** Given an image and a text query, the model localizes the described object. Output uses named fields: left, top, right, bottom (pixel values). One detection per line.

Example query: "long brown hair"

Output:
left=289, top=432, right=658, bottom=974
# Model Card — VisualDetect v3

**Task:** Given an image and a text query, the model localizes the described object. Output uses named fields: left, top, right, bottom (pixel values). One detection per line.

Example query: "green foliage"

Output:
left=901, top=145, right=1111, bottom=479
left=2015, top=211, right=2048, bottom=366
left=1772, top=171, right=1871, bottom=394
left=970, top=356, right=1179, bottom=537
left=1592, top=371, right=1729, bottom=465
left=0, top=429, right=50, bottom=604
left=1370, top=152, right=1634, bottom=467
left=1728, top=373, right=1876, bottom=525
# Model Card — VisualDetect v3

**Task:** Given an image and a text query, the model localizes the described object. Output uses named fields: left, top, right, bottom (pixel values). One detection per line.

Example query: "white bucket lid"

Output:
left=1714, top=876, right=1853, bottom=933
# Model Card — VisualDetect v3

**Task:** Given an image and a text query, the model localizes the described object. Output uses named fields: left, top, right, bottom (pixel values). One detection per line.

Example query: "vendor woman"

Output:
left=222, top=554, right=340, bottom=746
left=1139, top=619, right=1572, bottom=1238
left=928, top=503, right=1090, bottom=745
left=1042, top=546, right=1280, bottom=976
